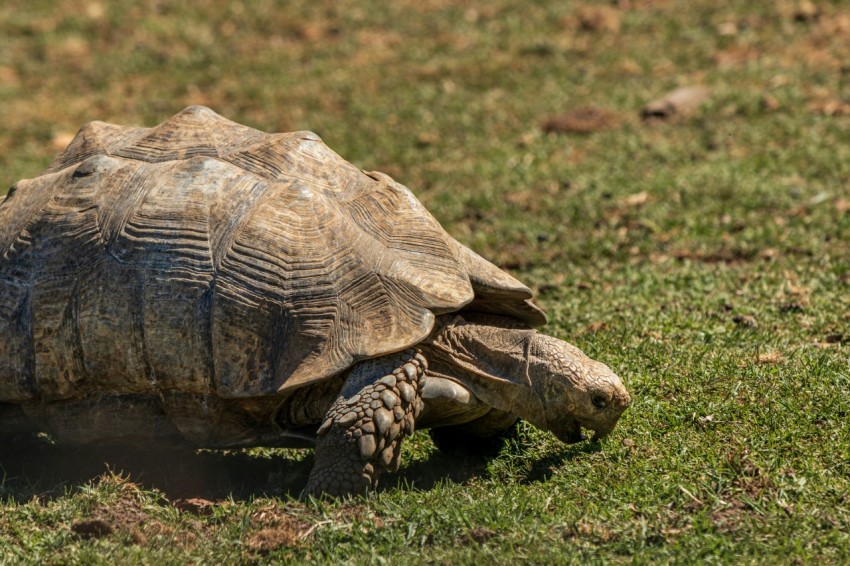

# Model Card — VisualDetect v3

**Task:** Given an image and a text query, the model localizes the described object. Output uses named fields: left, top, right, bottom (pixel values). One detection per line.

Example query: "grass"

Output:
left=1, top=0, right=850, bottom=563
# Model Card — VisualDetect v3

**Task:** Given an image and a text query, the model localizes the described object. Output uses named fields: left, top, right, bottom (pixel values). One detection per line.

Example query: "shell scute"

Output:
left=0, top=106, right=542, bottom=406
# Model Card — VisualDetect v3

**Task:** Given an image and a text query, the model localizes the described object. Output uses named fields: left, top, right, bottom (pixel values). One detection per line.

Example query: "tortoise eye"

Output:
left=591, top=393, right=609, bottom=409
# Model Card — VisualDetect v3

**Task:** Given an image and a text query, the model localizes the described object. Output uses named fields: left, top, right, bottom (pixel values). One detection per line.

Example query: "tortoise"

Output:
left=0, top=106, right=630, bottom=496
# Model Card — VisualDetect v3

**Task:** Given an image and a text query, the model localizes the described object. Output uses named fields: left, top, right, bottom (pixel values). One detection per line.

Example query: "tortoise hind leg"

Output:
left=304, top=349, right=425, bottom=497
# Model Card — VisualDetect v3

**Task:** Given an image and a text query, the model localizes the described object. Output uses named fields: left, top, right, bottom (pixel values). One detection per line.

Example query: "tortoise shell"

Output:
left=0, top=106, right=544, bottom=407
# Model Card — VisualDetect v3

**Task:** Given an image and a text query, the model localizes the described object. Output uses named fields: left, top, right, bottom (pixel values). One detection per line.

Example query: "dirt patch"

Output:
left=710, top=504, right=756, bottom=534
left=460, top=526, right=498, bottom=545
left=244, top=504, right=317, bottom=554
left=172, top=497, right=216, bottom=516
left=562, top=6, right=622, bottom=34
left=246, top=526, right=303, bottom=554
left=562, top=520, right=616, bottom=543
left=541, top=106, right=623, bottom=135
left=67, top=476, right=225, bottom=548
left=71, top=518, right=113, bottom=539
left=70, top=480, right=155, bottom=545
left=669, top=248, right=760, bottom=264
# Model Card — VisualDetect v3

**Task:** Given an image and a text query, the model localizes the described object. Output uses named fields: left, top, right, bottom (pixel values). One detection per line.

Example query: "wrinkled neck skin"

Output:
left=423, top=315, right=630, bottom=443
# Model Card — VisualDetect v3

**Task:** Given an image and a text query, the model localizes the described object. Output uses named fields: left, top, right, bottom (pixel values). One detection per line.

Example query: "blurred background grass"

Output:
left=1, top=0, right=849, bottom=563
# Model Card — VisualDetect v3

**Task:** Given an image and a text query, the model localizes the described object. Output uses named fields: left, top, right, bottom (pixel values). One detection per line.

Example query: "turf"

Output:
left=1, top=0, right=849, bottom=563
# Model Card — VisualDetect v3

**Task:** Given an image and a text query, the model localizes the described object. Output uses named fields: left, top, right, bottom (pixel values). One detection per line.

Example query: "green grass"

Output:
left=1, top=0, right=850, bottom=563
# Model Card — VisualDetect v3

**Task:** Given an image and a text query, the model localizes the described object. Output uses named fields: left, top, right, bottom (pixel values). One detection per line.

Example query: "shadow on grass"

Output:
left=0, top=435, right=313, bottom=502
left=521, top=441, right=605, bottom=485
left=380, top=452, right=492, bottom=493
left=0, top=433, right=588, bottom=502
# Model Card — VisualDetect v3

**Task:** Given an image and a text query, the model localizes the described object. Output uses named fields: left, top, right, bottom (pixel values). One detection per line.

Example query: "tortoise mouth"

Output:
left=556, top=420, right=613, bottom=444
left=556, top=420, right=588, bottom=444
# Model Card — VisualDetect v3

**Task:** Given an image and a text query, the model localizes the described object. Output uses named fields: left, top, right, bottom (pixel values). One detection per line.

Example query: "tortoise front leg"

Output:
left=304, top=349, right=426, bottom=497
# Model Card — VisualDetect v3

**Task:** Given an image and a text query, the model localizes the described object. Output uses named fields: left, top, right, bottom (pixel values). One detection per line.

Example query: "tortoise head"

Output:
left=526, top=334, right=630, bottom=443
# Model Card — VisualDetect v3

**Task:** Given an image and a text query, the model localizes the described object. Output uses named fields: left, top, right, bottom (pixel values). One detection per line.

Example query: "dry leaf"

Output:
left=585, top=321, right=608, bottom=333
left=793, top=0, right=820, bottom=22
left=835, top=198, right=850, bottom=213
left=0, top=66, right=20, bottom=87
left=810, top=98, right=850, bottom=116
left=51, top=132, right=76, bottom=152
left=541, top=107, right=623, bottom=134
left=756, top=351, right=784, bottom=364
left=621, top=191, right=650, bottom=206
left=717, top=21, right=738, bottom=36
left=761, top=94, right=781, bottom=111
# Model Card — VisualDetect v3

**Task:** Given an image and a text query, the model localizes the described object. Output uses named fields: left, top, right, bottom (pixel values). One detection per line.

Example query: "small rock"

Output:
left=642, top=86, right=711, bottom=120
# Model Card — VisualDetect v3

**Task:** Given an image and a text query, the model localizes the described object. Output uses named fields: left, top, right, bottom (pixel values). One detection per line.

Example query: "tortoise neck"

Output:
left=421, top=315, right=545, bottom=420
